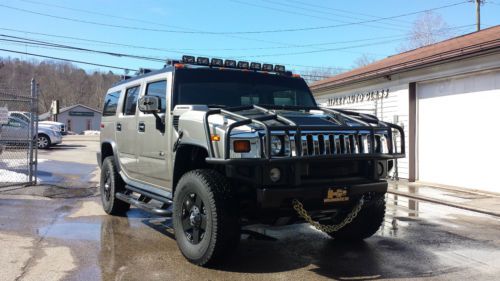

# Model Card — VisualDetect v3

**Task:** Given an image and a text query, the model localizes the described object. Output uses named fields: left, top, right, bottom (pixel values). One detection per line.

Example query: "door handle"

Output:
left=138, top=122, right=146, bottom=132
left=116, top=123, right=122, bottom=131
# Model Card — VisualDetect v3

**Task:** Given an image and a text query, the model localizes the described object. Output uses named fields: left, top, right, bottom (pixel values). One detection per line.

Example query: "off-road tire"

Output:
left=327, top=193, right=386, bottom=240
left=37, top=134, right=51, bottom=149
left=173, top=169, right=240, bottom=266
left=100, top=156, right=130, bottom=215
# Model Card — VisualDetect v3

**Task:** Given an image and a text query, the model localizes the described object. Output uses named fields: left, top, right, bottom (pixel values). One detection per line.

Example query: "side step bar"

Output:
left=125, top=184, right=172, bottom=204
left=116, top=192, right=172, bottom=217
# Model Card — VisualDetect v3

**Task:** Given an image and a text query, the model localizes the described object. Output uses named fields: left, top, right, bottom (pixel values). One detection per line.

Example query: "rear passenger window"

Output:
left=123, top=86, right=140, bottom=116
left=102, top=91, right=121, bottom=116
left=145, top=80, right=167, bottom=113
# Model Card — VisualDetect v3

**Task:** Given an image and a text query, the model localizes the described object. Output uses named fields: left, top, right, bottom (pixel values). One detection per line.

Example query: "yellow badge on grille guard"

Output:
left=324, top=188, right=349, bottom=203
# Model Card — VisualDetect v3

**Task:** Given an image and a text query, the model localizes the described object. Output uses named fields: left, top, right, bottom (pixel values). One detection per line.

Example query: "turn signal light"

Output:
left=211, top=135, right=221, bottom=141
left=233, top=140, right=251, bottom=153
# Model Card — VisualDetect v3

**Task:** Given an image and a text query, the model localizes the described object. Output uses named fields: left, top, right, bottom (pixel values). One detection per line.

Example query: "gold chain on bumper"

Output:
left=292, top=196, right=365, bottom=233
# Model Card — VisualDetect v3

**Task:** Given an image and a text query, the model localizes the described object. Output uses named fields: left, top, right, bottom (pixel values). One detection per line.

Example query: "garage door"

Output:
left=417, top=70, right=500, bottom=193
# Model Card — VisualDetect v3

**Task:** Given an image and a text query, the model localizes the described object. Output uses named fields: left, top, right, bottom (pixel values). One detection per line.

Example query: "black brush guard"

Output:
left=203, top=105, right=405, bottom=162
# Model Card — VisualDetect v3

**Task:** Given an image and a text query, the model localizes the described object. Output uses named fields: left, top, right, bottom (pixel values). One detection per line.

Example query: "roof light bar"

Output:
left=196, top=57, right=210, bottom=65
left=262, top=63, right=273, bottom=71
left=224, top=59, right=236, bottom=68
left=250, top=62, right=262, bottom=71
left=182, top=55, right=195, bottom=64
left=211, top=58, right=223, bottom=67
left=178, top=55, right=291, bottom=75
left=237, top=61, right=249, bottom=69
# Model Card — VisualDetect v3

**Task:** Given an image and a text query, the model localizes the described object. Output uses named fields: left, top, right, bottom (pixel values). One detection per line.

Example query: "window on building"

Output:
left=86, top=119, right=91, bottom=130
left=145, top=80, right=167, bottom=113
left=67, top=119, right=72, bottom=131
left=103, top=91, right=121, bottom=116
left=123, top=86, right=140, bottom=116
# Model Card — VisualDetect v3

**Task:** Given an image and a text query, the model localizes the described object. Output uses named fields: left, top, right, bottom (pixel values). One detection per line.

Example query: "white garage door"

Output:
left=418, top=70, right=500, bottom=193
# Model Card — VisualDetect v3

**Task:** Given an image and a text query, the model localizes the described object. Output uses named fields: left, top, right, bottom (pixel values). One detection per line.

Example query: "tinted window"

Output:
left=7, top=118, right=26, bottom=128
left=102, top=91, right=121, bottom=116
left=123, top=86, right=140, bottom=116
left=145, top=80, right=167, bottom=113
left=174, top=69, right=316, bottom=108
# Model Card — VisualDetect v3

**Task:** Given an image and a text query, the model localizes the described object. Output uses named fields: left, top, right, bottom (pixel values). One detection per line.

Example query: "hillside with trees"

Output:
left=0, top=57, right=119, bottom=113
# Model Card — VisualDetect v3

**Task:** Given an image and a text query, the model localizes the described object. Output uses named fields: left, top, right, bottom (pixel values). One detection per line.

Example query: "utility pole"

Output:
left=476, top=0, right=481, bottom=31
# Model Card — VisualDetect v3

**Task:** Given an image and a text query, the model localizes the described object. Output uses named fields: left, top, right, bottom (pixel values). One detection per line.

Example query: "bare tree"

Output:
left=352, top=54, right=376, bottom=68
left=0, top=57, right=119, bottom=112
left=398, top=11, right=453, bottom=52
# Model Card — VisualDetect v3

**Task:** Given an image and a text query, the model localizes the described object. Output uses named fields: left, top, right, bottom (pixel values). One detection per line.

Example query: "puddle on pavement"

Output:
left=39, top=222, right=102, bottom=241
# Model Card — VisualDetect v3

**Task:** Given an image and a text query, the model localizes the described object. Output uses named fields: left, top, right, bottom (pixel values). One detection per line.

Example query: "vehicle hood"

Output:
left=236, top=109, right=345, bottom=127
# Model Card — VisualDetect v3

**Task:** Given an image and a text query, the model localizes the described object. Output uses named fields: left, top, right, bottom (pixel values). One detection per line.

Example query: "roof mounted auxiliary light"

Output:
left=211, top=58, right=224, bottom=67
left=196, top=57, right=210, bottom=65
left=262, top=63, right=273, bottom=71
left=250, top=62, right=262, bottom=71
left=224, top=59, right=237, bottom=68
left=177, top=55, right=291, bottom=75
left=237, top=61, right=249, bottom=69
left=182, top=55, right=195, bottom=64
left=274, top=65, right=286, bottom=73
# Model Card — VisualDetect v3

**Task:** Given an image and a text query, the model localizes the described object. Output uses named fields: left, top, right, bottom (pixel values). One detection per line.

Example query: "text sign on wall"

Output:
left=327, top=89, right=389, bottom=106
left=0, top=106, right=8, bottom=124
left=69, top=111, right=94, bottom=117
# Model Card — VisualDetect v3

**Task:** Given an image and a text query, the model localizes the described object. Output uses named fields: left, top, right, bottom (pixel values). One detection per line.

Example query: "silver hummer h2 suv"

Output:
left=98, top=55, right=405, bottom=266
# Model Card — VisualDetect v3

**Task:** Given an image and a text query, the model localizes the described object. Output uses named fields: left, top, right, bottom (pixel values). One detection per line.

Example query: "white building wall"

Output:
left=313, top=52, right=500, bottom=185
left=316, top=82, right=410, bottom=179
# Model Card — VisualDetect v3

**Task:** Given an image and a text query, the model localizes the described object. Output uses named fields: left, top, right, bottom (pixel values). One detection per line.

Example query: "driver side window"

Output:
left=7, top=119, right=24, bottom=127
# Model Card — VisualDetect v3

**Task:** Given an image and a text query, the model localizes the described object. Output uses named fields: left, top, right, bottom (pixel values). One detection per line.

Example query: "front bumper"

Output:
left=50, top=134, right=62, bottom=145
left=256, top=180, right=387, bottom=209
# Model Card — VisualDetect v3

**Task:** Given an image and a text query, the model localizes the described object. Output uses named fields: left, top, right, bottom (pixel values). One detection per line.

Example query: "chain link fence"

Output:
left=0, top=79, right=38, bottom=187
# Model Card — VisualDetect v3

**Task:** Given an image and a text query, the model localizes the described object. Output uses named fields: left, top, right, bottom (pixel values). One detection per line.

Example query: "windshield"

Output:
left=173, top=68, right=317, bottom=108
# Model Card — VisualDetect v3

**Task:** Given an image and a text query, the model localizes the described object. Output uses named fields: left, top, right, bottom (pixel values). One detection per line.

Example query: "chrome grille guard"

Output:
left=204, top=105, right=405, bottom=161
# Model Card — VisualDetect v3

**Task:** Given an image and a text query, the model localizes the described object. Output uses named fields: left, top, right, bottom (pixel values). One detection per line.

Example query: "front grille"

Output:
left=288, top=132, right=388, bottom=157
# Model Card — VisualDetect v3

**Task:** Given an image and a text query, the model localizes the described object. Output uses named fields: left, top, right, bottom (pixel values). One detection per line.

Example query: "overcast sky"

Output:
left=1, top=0, right=499, bottom=74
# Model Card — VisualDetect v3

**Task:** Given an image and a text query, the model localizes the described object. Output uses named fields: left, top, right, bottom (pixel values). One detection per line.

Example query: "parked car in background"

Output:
left=0, top=116, right=62, bottom=149
left=8, top=111, right=66, bottom=135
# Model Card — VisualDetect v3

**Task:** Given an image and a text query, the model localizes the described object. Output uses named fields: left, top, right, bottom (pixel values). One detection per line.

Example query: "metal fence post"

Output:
left=34, top=83, right=39, bottom=185
left=27, top=79, right=35, bottom=184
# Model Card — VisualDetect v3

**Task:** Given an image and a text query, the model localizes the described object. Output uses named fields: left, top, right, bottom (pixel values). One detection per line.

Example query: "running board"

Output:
left=116, top=192, right=172, bottom=217
left=125, top=184, right=172, bottom=204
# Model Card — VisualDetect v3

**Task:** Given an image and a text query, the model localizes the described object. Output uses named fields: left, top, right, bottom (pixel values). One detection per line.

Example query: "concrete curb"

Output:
left=388, top=189, right=500, bottom=218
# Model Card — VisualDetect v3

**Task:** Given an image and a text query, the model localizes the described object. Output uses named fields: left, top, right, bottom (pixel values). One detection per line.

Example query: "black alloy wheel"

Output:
left=173, top=169, right=240, bottom=266
left=181, top=192, right=207, bottom=244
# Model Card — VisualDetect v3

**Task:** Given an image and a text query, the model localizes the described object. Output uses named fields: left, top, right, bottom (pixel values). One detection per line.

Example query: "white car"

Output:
left=0, top=116, right=62, bottom=149
left=8, top=111, right=66, bottom=135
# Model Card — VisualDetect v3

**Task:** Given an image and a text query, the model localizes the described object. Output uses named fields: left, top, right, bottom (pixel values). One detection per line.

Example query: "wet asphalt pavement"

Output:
left=1, top=137, right=500, bottom=280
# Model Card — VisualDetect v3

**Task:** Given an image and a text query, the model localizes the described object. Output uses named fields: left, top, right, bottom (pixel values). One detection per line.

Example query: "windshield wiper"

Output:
left=256, top=104, right=319, bottom=110
left=207, top=104, right=227, bottom=108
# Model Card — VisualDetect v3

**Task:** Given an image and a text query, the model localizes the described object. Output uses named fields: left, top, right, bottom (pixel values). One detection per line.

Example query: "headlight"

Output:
left=271, top=135, right=283, bottom=155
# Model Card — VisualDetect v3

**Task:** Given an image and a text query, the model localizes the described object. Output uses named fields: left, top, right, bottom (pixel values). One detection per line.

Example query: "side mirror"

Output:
left=138, top=96, right=161, bottom=113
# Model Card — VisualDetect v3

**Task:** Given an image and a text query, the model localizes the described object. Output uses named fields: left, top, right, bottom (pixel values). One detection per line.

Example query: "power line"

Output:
left=235, top=25, right=475, bottom=58
left=0, top=35, right=166, bottom=63
left=0, top=26, right=403, bottom=52
left=0, top=23, right=475, bottom=72
left=0, top=1, right=468, bottom=34
left=0, top=28, right=352, bottom=70
left=286, top=0, right=413, bottom=25
left=0, top=48, right=137, bottom=71
left=229, top=0, right=408, bottom=32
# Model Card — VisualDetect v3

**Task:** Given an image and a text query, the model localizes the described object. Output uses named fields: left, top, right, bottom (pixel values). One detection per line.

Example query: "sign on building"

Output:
left=69, top=111, right=95, bottom=117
